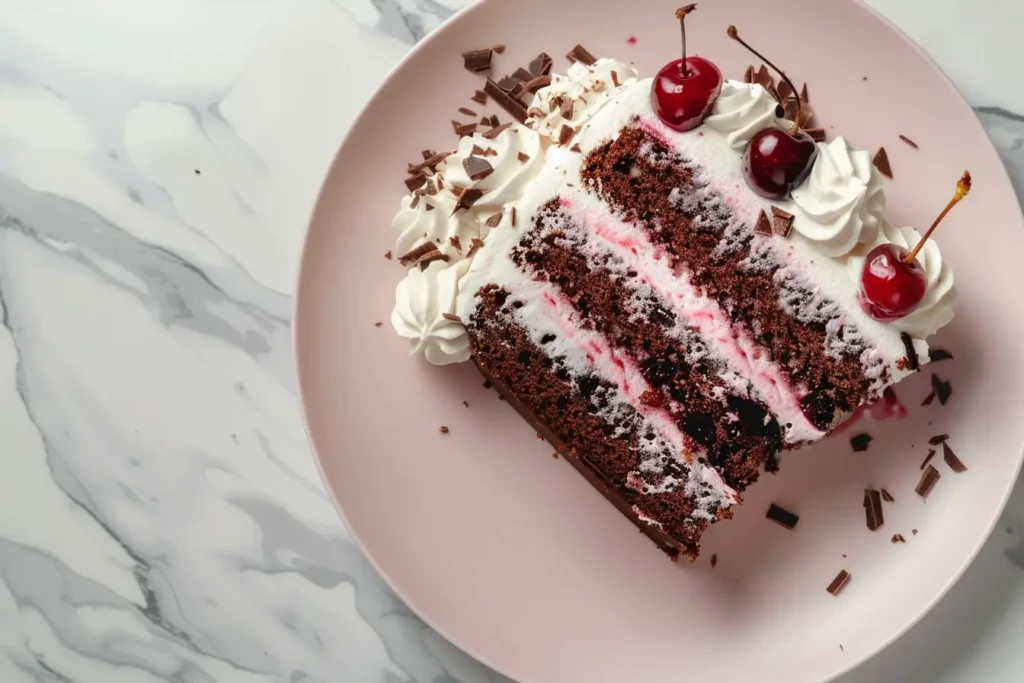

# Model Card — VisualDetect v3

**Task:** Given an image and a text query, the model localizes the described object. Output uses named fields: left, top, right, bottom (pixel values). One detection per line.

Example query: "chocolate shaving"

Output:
left=408, top=152, right=451, bottom=175
left=489, top=114, right=499, bottom=127
left=384, top=250, right=392, bottom=260
left=873, top=147, right=893, bottom=178
left=484, top=78, right=528, bottom=122
left=511, top=206, right=517, bottom=227
left=492, top=44, right=506, bottom=54
left=928, top=434, right=949, bottom=445
left=566, top=44, right=597, bottom=66
left=517, top=151, right=531, bottom=164
left=913, top=529, right=918, bottom=535
left=559, top=97, right=575, bottom=120
left=766, top=503, right=799, bottom=530
left=485, top=212, right=502, bottom=228
left=765, top=82, right=781, bottom=104
left=569, top=143, right=582, bottom=153
left=418, top=252, right=449, bottom=270
left=448, top=235, right=462, bottom=253
left=920, top=449, right=936, bottom=470
left=783, top=97, right=799, bottom=122
left=374, top=321, right=382, bottom=327
left=899, top=134, right=919, bottom=149
left=942, top=442, right=967, bottom=473
left=452, top=120, right=477, bottom=137
left=458, top=107, right=477, bottom=117
left=495, top=75, right=520, bottom=92
left=899, top=332, right=920, bottom=371
left=805, top=127, right=826, bottom=142
left=929, top=348, right=954, bottom=362
left=916, top=465, right=941, bottom=498
left=466, top=238, right=484, bottom=258
left=892, top=534, right=906, bottom=544
left=771, top=207, right=794, bottom=237
left=827, top=570, right=851, bottom=596
left=421, top=149, right=436, bottom=160
left=441, top=313, right=463, bottom=323
left=471, top=144, right=487, bottom=156
left=462, top=48, right=493, bottom=73
left=523, top=75, right=552, bottom=93
left=710, top=554, right=718, bottom=568
left=864, top=489, right=884, bottom=530
left=439, top=425, right=450, bottom=434
left=557, top=124, right=576, bottom=146
left=754, top=209, right=772, bottom=236
left=398, top=242, right=441, bottom=267
left=526, top=106, right=546, bottom=120
left=881, top=488, right=895, bottom=502
left=463, top=155, right=494, bottom=182
left=451, top=187, right=484, bottom=214
left=463, top=400, right=469, bottom=407
left=611, top=71, right=620, bottom=87
left=483, top=121, right=513, bottom=139
left=800, top=82, right=810, bottom=103
left=481, top=147, right=498, bottom=157
left=743, top=65, right=755, bottom=83
left=529, top=52, right=554, bottom=76
left=921, top=392, right=936, bottom=406
left=777, top=79, right=794, bottom=102
left=405, top=174, right=426, bottom=192
left=931, top=374, right=952, bottom=405
left=508, top=82, right=526, bottom=99
left=850, top=433, right=872, bottom=452
left=471, top=90, right=488, bottom=105
left=511, top=67, right=533, bottom=83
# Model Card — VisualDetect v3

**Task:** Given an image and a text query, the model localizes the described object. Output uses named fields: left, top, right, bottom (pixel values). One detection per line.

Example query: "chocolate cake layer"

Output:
left=468, top=284, right=730, bottom=559
left=581, top=125, right=887, bottom=430
left=511, top=199, right=781, bottom=490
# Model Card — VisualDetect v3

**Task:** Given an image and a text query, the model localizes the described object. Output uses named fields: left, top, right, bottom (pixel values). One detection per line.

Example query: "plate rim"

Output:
left=293, top=0, right=1024, bottom=680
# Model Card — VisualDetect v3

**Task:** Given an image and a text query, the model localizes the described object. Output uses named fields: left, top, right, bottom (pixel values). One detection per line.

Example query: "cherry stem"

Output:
left=676, top=5, right=697, bottom=77
left=727, top=25, right=801, bottom=135
left=903, top=171, right=972, bottom=264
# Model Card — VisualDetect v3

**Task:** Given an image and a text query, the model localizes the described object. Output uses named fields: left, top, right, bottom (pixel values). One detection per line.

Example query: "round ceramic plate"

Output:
left=295, top=1, right=1024, bottom=681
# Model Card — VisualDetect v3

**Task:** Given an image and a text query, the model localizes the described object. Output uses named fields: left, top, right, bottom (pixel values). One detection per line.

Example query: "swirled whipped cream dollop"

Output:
left=392, top=259, right=472, bottom=365
left=789, top=136, right=885, bottom=257
left=847, top=221, right=956, bottom=339
left=704, top=80, right=786, bottom=150
left=527, top=58, right=639, bottom=139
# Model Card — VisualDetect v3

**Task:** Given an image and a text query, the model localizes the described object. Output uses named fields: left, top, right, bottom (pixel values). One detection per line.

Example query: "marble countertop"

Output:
left=2, top=0, right=1023, bottom=681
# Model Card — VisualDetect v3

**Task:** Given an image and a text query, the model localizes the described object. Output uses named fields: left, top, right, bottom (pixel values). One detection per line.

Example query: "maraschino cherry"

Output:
left=860, top=172, right=972, bottom=322
left=651, top=5, right=722, bottom=132
left=726, top=26, right=817, bottom=199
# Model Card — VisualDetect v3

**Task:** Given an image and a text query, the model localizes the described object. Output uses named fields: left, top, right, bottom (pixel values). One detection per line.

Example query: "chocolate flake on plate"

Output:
left=471, top=89, right=488, bottom=105
left=850, top=433, right=872, bottom=452
left=448, top=235, right=462, bottom=253
left=529, top=52, right=554, bottom=76
left=485, top=212, right=503, bottom=228
left=766, top=503, right=799, bottom=530
left=485, top=78, right=529, bottom=123
left=374, top=321, right=382, bottom=327
left=864, top=489, right=884, bottom=531
left=929, top=348, right=954, bottom=362
left=928, top=434, right=949, bottom=445
left=404, top=174, right=426, bottom=192
left=384, top=250, right=392, bottom=260
left=489, top=114, right=500, bottom=127
left=921, top=391, right=936, bottom=406
left=900, top=332, right=920, bottom=371
left=483, top=121, right=513, bottom=139
left=463, top=400, right=469, bottom=407
left=462, top=48, right=493, bottom=73
left=931, top=374, right=953, bottom=405
left=771, top=206, right=794, bottom=237
left=913, top=529, right=918, bottom=535
left=921, top=449, right=936, bottom=470
left=458, top=107, right=477, bottom=117
left=710, top=553, right=718, bottom=568
left=754, top=209, right=772, bottom=236
left=463, top=155, right=494, bottom=182
left=827, top=570, right=851, bottom=596
left=873, top=147, right=893, bottom=178
left=439, top=425, right=450, bottom=434
left=881, top=488, right=895, bottom=502
left=566, top=44, right=597, bottom=66
left=892, top=534, right=906, bottom=544
left=517, top=151, right=531, bottom=164
left=916, top=465, right=941, bottom=498
left=942, top=442, right=968, bottom=473
left=441, top=313, right=463, bottom=323
left=492, top=44, right=506, bottom=54
left=899, top=134, right=919, bottom=149
left=466, top=238, right=485, bottom=258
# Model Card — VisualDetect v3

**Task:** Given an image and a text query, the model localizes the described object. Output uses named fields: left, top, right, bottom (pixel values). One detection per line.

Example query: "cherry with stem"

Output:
left=651, top=5, right=723, bottom=132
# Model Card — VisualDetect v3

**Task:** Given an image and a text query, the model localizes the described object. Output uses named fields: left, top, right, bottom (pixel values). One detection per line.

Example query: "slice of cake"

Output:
left=390, top=26, right=960, bottom=559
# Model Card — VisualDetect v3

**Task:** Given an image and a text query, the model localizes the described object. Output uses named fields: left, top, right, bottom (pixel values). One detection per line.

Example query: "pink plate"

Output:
left=295, top=1, right=1024, bottom=681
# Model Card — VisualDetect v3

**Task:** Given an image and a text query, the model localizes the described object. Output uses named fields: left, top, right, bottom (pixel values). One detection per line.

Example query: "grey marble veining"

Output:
left=1, top=0, right=1024, bottom=682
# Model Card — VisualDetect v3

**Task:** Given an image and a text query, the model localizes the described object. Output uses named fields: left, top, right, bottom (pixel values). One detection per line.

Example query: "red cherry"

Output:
left=858, top=243, right=927, bottom=321
left=743, top=128, right=818, bottom=199
left=651, top=5, right=722, bottom=132
left=652, top=57, right=723, bottom=131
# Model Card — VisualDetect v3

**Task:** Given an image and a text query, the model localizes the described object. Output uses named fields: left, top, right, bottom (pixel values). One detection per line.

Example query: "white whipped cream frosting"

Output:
left=704, top=80, right=785, bottom=150
left=789, top=136, right=885, bottom=257
left=528, top=58, right=639, bottom=139
left=847, top=221, right=957, bottom=339
left=391, top=259, right=472, bottom=365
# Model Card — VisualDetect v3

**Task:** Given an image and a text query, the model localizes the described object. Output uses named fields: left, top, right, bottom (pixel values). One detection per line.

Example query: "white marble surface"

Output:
left=1, top=0, right=1023, bottom=681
